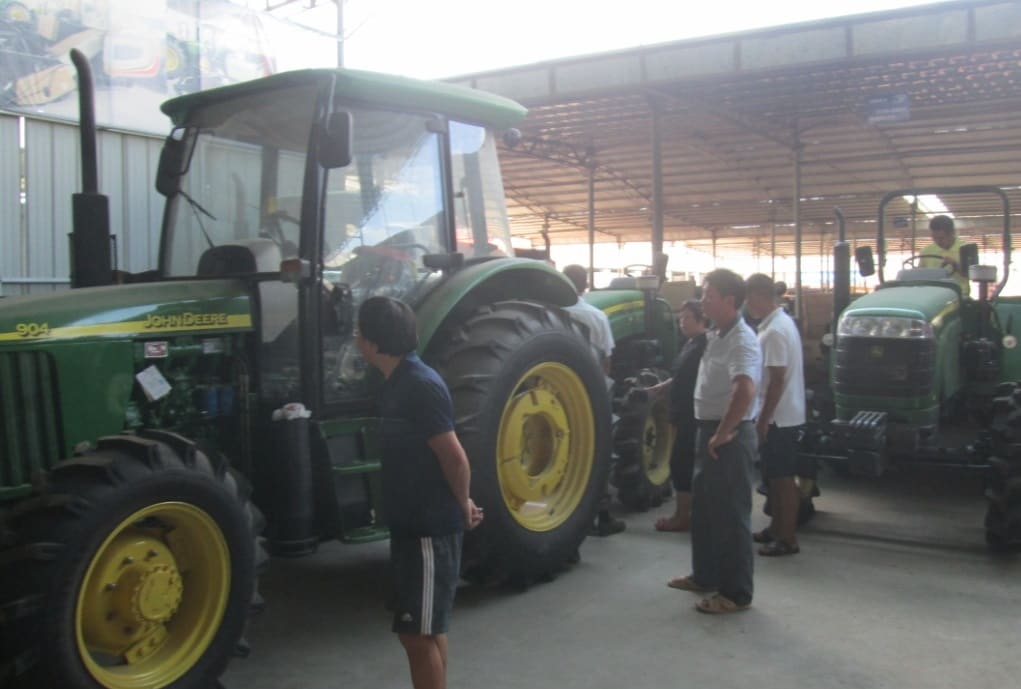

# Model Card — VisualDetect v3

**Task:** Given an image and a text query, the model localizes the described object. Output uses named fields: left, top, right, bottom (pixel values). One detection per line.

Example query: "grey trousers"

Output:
left=691, top=420, right=757, bottom=605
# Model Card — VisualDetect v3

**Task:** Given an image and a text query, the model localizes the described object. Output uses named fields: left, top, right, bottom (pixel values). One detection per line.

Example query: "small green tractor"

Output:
left=585, top=273, right=681, bottom=512
left=0, top=53, right=687, bottom=687
left=801, top=186, right=1021, bottom=549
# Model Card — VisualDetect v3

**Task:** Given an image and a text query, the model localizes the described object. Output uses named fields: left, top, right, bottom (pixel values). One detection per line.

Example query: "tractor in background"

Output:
left=590, top=267, right=683, bottom=511
left=0, top=55, right=613, bottom=689
left=800, top=186, right=1021, bottom=549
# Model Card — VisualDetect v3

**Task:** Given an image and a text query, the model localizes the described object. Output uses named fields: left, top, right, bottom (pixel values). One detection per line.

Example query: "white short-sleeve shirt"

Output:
left=694, top=318, right=761, bottom=421
left=756, top=307, right=806, bottom=427
left=565, top=298, right=615, bottom=365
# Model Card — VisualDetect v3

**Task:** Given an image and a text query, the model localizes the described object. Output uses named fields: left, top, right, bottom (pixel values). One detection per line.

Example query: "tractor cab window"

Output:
left=320, top=109, right=446, bottom=404
left=449, top=121, right=514, bottom=259
left=160, top=84, right=317, bottom=403
left=161, top=84, right=317, bottom=278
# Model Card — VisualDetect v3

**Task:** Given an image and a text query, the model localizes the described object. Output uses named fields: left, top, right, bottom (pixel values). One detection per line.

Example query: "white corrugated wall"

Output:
left=0, top=113, right=164, bottom=296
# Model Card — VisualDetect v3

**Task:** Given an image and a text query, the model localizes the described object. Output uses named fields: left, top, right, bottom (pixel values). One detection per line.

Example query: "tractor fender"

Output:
left=415, top=258, right=577, bottom=353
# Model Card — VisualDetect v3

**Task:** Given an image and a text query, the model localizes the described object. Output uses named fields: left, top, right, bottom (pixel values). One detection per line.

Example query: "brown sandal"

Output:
left=758, top=540, right=799, bottom=557
left=695, top=594, right=751, bottom=614
left=655, top=517, right=690, bottom=532
left=667, top=575, right=716, bottom=593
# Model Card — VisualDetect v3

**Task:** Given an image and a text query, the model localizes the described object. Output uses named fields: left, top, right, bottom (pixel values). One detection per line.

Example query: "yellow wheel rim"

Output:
left=497, top=362, right=595, bottom=532
left=4, top=3, right=29, bottom=22
left=642, top=400, right=673, bottom=488
left=75, top=502, right=231, bottom=689
left=165, top=47, right=181, bottom=75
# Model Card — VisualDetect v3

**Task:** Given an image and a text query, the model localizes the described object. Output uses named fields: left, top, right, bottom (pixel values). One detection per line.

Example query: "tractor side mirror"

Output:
left=318, top=111, right=353, bottom=169
left=959, top=243, right=979, bottom=272
left=156, top=127, right=195, bottom=197
left=855, top=245, right=875, bottom=277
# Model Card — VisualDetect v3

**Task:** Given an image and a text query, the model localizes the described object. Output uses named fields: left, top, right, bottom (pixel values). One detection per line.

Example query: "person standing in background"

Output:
left=646, top=299, right=710, bottom=532
left=744, top=274, right=806, bottom=557
left=562, top=264, right=626, bottom=537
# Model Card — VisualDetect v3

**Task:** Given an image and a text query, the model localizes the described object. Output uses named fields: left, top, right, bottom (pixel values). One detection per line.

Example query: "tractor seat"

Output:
left=608, top=277, right=638, bottom=289
left=197, top=239, right=283, bottom=276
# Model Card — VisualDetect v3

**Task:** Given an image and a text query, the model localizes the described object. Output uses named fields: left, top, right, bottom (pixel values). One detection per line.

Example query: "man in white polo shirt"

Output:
left=666, top=268, right=760, bottom=614
left=745, top=274, right=806, bottom=556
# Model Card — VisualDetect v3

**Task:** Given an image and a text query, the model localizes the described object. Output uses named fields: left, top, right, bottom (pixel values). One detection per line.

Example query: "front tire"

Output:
left=613, top=369, right=673, bottom=511
left=984, top=383, right=1021, bottom=550
left=431, top=301, right=611, bottom=582
left=0, top=431, right=262, bottom=689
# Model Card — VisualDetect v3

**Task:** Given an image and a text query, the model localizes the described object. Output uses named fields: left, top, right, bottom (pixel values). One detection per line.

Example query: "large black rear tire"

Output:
left=0, top=431, right=263, bottom=689
left=984, top=383, right=1021, bottom=550
left=430, top=301, right=611, bottom=582
left=612, top=368, right=673, bottom=511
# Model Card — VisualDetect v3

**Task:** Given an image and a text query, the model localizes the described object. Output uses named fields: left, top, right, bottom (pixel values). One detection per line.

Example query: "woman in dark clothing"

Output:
left=647, top=299, right=710, bottom=532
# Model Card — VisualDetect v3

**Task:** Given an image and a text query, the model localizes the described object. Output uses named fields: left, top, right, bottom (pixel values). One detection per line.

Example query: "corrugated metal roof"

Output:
left=451, top=0, right=1021, bottom=260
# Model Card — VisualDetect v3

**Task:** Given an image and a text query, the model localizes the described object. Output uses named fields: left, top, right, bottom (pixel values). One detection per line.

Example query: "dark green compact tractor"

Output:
left=801, top=186, right=1021, bottom=549
left=0, top=56, right=615, bottom=688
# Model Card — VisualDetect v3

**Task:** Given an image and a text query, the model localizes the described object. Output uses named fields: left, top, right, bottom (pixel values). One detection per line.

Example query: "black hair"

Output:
left=745, top=273, right=776, bottom=300
left=680, top=298, right=709, bottom=325
left=357, top=296, right=418, bottom=356
left=930, top=214, right=955, bottom=234
left=562, top=264, right=588, bottom=293
left=703, top=268, right=746, bottom=310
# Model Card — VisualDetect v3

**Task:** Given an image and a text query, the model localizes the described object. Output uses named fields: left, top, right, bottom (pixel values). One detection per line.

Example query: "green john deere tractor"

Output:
left=0, top=57, right=619, bottom=688
left=801, top=186, right=1021, bottom=549
left=583, top=270, right=681, bottom=512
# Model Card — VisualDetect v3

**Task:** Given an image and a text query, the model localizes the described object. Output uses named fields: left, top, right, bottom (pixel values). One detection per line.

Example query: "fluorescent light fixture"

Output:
left=902, top=194, right=952, bottom=218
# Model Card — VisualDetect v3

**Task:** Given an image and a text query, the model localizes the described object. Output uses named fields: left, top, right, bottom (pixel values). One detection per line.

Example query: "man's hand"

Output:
left=707, top=428, right=736, bottom=459
left=942, top=256, right=960, bottom=274
left=464, top=498, right=484, bottom=530
left=755, top=417, right=770, bottom=444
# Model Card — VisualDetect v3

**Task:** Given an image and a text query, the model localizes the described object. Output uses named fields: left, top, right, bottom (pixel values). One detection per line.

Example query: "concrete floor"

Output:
left=223, top=468, right=1021, bottom=689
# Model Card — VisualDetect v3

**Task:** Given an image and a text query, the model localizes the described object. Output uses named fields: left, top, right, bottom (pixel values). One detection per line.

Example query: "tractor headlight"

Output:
left=838, top=315, right=933, bottom=339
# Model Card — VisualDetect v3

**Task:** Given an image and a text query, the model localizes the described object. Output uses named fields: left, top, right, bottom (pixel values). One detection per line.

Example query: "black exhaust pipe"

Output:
left=69, top=48, right=112, bottom=288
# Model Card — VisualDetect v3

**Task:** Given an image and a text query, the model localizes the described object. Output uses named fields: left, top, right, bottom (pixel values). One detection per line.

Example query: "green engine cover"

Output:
left=0, top=280, right=254, bottom=500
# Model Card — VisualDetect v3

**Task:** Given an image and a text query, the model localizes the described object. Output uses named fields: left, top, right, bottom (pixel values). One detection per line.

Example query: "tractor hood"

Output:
left=843, top=283, right=959, bottom=323
left=0, top=280, right=253, bottom=345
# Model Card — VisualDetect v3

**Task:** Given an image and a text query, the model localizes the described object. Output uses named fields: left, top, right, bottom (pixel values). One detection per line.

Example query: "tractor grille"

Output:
left=0, top=351, right=63, bottom=492
left=834, top=337, right=935, bottom=397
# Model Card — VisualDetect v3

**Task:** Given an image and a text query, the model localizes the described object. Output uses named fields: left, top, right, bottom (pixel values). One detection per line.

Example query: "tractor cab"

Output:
left=156, top=70, right=523, bottom=407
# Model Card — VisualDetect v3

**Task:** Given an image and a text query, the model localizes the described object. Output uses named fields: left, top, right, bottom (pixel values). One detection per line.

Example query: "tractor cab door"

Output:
left=318, top=109, right=450, bottom=405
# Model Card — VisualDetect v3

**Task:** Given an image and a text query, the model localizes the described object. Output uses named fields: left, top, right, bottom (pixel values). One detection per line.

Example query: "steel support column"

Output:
left=650, top=99, right=664, bottom=279
left=793, top=134, right=804, bottom=323
left=588, top=163, right=596, bottom=290
left=335, top=0, right=349, bottom=67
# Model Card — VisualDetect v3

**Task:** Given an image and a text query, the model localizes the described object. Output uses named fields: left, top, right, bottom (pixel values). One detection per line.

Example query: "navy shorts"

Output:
left=390, top=533, right=462, bottom=635
left=760, top=424, right=804, bottom=481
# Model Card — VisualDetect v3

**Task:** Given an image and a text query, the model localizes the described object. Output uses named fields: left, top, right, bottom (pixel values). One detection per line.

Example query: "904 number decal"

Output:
left=16, top=322, right=50, bottom=338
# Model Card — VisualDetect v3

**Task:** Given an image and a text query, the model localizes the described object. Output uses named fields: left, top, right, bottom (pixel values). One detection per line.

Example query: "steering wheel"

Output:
left=354, top=242, right=431, bottom=256
left=622, top=264, right=653, bottom=278
left=902, top=254, right=953, bottom=274
left=259, top=211, right=301, bottom=256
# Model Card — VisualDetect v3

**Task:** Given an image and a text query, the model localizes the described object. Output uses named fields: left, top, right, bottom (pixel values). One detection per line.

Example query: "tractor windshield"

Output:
left=162, top=83, right=319, bottom=277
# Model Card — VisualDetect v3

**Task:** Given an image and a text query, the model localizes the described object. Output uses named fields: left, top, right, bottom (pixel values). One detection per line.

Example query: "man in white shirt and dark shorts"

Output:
left=745, top=274, right=806, bottom=556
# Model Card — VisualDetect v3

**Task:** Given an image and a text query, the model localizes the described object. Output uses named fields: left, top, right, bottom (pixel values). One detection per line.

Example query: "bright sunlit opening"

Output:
left=901, top=195, right=953, bottom=218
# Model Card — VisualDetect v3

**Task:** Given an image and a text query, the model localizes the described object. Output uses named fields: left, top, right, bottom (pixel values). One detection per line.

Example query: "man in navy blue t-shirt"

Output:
left=356, top=296, right=483, bottom=689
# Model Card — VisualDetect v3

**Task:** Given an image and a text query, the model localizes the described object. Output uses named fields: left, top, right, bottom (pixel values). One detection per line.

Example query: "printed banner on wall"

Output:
left=0, top=0, right=334, bottom=133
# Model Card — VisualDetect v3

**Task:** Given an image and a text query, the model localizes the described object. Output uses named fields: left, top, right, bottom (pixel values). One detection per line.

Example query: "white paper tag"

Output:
left=136, top=365, right=172, bottom=401
left=202, top=338, right=225, bottom=354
